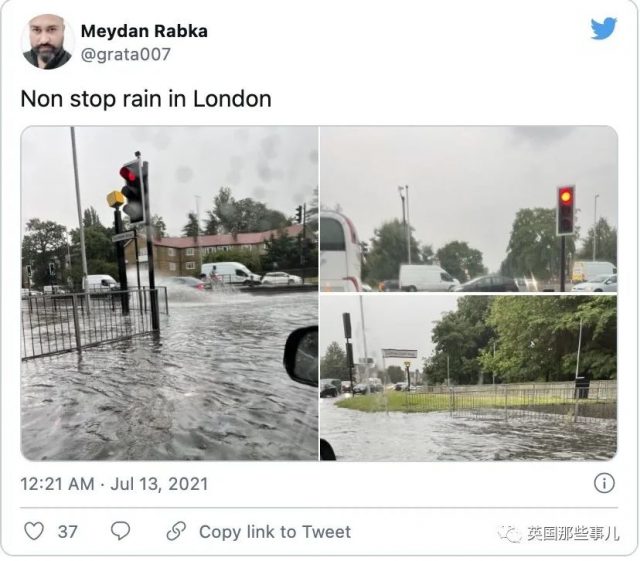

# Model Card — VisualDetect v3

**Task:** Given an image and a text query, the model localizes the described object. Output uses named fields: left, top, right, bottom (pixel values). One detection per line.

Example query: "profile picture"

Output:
left=23, top=14, right=73, bottom=70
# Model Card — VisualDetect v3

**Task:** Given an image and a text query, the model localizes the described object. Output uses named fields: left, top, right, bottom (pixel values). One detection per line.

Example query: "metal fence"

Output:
left=402, top=380, right=616, bottom=422
left=21, top=287, right=168, bottom=360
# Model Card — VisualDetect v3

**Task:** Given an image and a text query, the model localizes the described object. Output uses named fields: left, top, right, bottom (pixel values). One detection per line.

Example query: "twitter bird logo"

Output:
left=591, top=18, right=617, bottom=40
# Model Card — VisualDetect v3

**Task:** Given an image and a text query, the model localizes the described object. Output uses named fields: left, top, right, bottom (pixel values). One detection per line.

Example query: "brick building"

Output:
left=123, top=224, right=304, bottom=277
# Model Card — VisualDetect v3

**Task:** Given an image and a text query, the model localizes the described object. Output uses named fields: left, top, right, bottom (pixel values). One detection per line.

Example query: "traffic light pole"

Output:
left=560, top=236, right=566, bottom=293
left=137, top=153, right=159, bottom=331
left=113, top=208, right=130, bottom=315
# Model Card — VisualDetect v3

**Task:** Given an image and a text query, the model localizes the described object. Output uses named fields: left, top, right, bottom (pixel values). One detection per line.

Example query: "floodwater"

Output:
left=22, top=289, right=318, bottom=461
left=321, top=397, right=616, bottom=461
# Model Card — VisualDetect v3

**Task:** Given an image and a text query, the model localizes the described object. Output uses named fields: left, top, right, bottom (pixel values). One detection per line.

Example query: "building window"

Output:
left=186, top=248, right=195, bottom=256
left=185, top=262, right=195, bottom=270
left=168, top=248, right=176, bottom=257
left=169, top=262, right=177, bottom=272
left=138, top=247, right=147, bottom=256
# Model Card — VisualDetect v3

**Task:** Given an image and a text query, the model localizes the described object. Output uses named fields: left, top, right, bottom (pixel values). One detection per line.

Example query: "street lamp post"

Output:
left=593, top=194, right=599, bottom=261
left=398, top=185, right=411, bottom=264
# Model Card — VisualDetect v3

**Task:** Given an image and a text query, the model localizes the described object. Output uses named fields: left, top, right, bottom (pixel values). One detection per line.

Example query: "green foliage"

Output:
left=577, top=218, right=617, bottom=265
left=182, top=212, right=201, bottom=239
left=320, top=342, right=350, bottom=381
left=500, top=208, right=577, bottom=280
left=209, top=187, right=290, bottom=234
left=364, top=219, right=421, bottom=283
left=261, top=231, right=316, bottom=271
left=386, top=366, right=406, bottom=384
left=22, top=218, right=69, bottom=287
left=435, top=241, right=486, bottom=282
left=424, top=296, right=617, bottom=385
left=427, top=296, right=494, bottom=385
left=201, top=248, right=262, bottom=272
left=479, top=296, right=616, bottom=382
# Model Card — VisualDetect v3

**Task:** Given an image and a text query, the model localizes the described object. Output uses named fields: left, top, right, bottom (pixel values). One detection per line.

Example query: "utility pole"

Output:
left=195, top=195, right=203, bottom=274
left=405, top=185, right=411, bottom=264
left=70, top=127, right=89, bottom=295
left=593, top=194, right=599, bottom=261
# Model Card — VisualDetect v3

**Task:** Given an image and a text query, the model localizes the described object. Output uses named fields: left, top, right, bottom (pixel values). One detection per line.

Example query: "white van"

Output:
left=319, top=210, right=362, bottom=292
left=83, top=274, right=119, bottom=291
left=571, top=261, right=616, bottom=283
left=399, top=265, right=460, bottom=292
left=201, top=262, right=262, bottom=285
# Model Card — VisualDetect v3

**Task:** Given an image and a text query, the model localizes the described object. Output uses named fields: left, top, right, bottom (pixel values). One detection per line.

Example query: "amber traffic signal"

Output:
left=556, top=185, right=575, bottom=235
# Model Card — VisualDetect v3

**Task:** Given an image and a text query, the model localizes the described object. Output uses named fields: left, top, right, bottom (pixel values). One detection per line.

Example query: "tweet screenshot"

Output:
left=1, top=0, right=637, bottom=557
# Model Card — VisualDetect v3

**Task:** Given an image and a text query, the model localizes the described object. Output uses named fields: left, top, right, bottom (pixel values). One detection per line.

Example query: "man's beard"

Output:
left=36, top=45, right=61, bottom=64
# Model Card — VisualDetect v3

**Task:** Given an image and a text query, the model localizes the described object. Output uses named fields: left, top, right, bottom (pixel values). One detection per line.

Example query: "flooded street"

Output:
left=321, top=397, right=616, bottom=461
left=22, top=290, right=318, bottom=461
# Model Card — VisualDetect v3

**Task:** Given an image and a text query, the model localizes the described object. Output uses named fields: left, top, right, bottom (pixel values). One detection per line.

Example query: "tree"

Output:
left=203, top=210, right=219, bottom=235
left=435, top=241, right=486, bottom=282
left=261, top=231, right=299, bottom=270
left=83, top=206, right=102, bottom=228
left=208, top=187, right=290, bottom=235
left=69, top=215, right=118, bottom=286
left=385, top=366, right=406, bottom=384
left=479, top=296, right=616, bottom=382
left=364, top=219, right=421, bottom=283
left=578, top=218, right=617, bottom=265
left=320, top=342, right=349, bottom=381
left=22, top=219, right=69, bottom=287
left=182, top=212, right=201, bottom=239
left=419, top=244, right=434, bottom=265
left=427, top=296, right=494, bottom=385
left=150, top=215, right=167, bottom=239
left=500, top=208, right=577, bottom=281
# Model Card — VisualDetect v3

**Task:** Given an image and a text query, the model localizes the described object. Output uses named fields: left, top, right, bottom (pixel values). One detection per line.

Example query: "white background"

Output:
left=2, top=0, right=637, bottom=558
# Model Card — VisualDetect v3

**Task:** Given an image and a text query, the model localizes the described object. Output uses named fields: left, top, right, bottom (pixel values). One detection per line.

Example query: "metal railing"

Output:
left=21, top=287, right=168, bottom=360
left=402, top=380, right=616, bottom=422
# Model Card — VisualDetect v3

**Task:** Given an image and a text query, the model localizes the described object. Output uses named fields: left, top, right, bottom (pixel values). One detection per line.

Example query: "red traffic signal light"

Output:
left=556, top=185, right=575, bottom=235
left=120, top=166, right=138, bottom=183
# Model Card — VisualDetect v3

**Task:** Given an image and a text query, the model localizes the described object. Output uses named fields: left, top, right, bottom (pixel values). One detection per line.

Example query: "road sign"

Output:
left=112, top=230, right=136, bottom=243
left=382, top=349, right=418, bottom=359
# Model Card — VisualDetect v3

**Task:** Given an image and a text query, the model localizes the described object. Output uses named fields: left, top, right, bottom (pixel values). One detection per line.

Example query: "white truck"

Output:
left=399, top=265, right=459, bottom=292
left=201, top=262, right=262, bottom=286
left=571, top=261, right=616, bottom=283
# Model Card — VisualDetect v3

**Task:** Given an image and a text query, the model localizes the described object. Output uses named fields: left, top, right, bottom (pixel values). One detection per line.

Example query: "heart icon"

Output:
left=24, top=521, right=44, bottom=540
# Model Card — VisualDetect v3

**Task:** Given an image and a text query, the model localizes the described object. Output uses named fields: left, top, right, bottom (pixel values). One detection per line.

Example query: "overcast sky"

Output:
left=320, top=127, right=617, bottom=272
left=22, top=127, right=318, bottom=236
left=320, top=294, right=459, bottom=371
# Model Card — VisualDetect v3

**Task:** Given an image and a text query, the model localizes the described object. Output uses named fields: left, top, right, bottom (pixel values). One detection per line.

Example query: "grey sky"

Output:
left=22, top=127, right=318, bottom=235
left=320, top=294, right=459, bottom=371
left=320, top=127, right=617, bottom=272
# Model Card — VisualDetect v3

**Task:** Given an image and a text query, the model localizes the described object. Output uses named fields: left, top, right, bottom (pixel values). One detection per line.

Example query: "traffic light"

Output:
left=295, top=205, right=303, bottom=224
left=48, top=262, right=56, bottom=278
left=556, top=185, right=575, bottom=235
left=26, top=265, right=32, bottom=278
left=120, top=160, right=148, bottom=224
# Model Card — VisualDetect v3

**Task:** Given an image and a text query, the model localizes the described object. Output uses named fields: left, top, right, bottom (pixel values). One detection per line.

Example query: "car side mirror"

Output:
left=283, top=326, right=318, bottom=387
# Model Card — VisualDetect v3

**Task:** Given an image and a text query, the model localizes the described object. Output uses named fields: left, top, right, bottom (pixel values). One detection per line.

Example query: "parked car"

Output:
left=399, top=265, right=459, bottom=292
left=164, top=276, right=206, bottom=290
left=455, top=275, right=519, bottom=292
left=320, top=380, right=339, bottom=398
left=319, top=210, right=362, bottom=292
left=379, top=279, right=400, bottom=292
left=353, top=383, right=370, bottom=395
left=571, top=261, right=616, bottom=283
left=43, top=285, right=68, bottom=295
left=261, top=272, right=303, bottom=286
left=571, top=274, right=617, bottom=293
